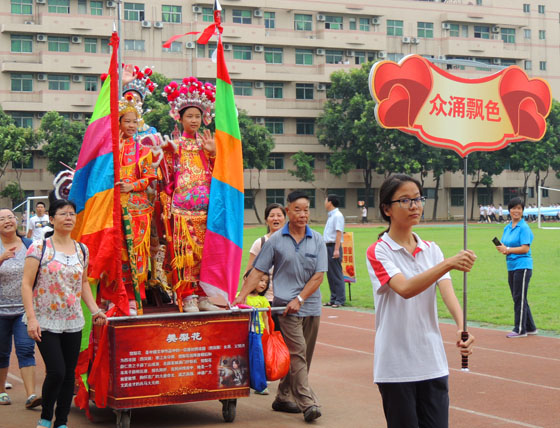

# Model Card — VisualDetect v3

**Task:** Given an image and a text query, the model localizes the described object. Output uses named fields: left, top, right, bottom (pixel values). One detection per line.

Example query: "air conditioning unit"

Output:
left=410, top=37, right=420, bottom=44
left=442, top=22, right=450, bottom=30
left=377, top=51, right=387, bottom=59
left=36, top=34, right=47, bottom=42
left=141, top=20, right=151, bottom=28
left=254, top=45, right=264, bottom=52
left=192, top=5, right=202, bottom=14
left=493, top=58, right=501, bottom=65
left=254, top=81, right=264, bottom=89
left=72, top=75, right=83, bottom=82
left=71, top=36, right=82, bottom=44
left=37, top=73, right=47, bottom=81
left=72, top=113, right=84, bottom=121
left=316, top=83, right=326, bottom=91
left=24, top=20, right=35, bottom=25
left=185, top=41, right=196, bottom=49
left=317, top=14, right=326, bottom=22
left=36, top=0, right=46, bottom=4
left=402, top=36, right=411, bottom=44
left=106, top=0, right=117, bottom=8
left=492, top=26, right=500, bottom=33
left=154, top=21, right=163, bottom=29
left=316, top=48, right=325, bottom=55
left=371, top=17, right=381, bottom=25
left=36, top=112, right=45, bottom=119
left=254, top=10, right=263, bottom=17
left=437, top=55, right=446, bottom=60
left=223, top=43, right=232, bottom=51
left=346, top=50, right=355, bottom=57
left=256, top=117, right=265, bottom=125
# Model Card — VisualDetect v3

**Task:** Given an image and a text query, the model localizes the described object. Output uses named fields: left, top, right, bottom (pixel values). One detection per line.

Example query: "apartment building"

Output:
left=1, top=0, right=559, bottom=221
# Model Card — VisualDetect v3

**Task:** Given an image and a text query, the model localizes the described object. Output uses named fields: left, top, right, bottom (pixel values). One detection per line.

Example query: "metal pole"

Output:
left=461, top=155, right=469, bottom=371
left=117, top=0, right=123, bottom=97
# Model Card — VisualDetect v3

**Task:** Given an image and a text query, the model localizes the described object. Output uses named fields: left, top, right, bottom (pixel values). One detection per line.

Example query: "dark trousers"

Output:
left=377, top=376, right=449, bottom=428
left=326, top=245, right=346, bottom=305
left=508, top=269, right=536, bottom=334
left=37, top=330, right=82, bottom=427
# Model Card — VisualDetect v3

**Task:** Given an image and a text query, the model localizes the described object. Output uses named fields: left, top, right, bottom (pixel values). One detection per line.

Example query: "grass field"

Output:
left=240, top=222, right=560, bottom=334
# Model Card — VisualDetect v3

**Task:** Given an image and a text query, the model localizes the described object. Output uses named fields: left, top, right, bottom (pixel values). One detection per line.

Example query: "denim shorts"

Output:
left=0, top=314, right=36, bottom=368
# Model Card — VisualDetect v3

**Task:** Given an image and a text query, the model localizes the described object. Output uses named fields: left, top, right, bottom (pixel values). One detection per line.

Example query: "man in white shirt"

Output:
left=323, top=194, right=345, bottom=307
left=27, top=202, right=50, bottom=241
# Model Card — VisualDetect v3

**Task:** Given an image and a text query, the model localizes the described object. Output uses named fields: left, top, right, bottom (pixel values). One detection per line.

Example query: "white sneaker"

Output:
left=182, top=296, right=199, bottom=312
left=198, top=296, right=221, bottom=311
left=4, top=382, right=12, bottom=390
left=128, top=300, right=138, bottom=316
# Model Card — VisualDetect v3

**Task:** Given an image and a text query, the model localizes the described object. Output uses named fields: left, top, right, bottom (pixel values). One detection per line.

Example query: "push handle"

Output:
left=461, top=330, right=469, bottom=371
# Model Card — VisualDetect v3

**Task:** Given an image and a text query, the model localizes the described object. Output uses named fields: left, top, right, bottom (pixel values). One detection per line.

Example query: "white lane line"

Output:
left=450, top=406, right=543, bottom=428
left=316, top=341, right=373, bottom=356
left=321, top=321, right=375, bottom=332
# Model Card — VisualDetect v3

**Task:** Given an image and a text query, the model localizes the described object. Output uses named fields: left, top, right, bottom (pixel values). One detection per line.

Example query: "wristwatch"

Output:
left=296, top=295, right=304, bottom=305
left=506, top=247, right=510, bottom=254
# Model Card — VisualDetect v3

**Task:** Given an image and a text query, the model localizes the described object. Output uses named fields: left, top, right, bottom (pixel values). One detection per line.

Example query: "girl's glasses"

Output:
left=390, top=197, right=426, bottom=208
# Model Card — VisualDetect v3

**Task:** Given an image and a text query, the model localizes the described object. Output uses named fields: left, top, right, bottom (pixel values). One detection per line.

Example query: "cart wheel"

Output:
left=115, top=409, right=131, bottom=428
left=221, top=399, right=237, bottom=423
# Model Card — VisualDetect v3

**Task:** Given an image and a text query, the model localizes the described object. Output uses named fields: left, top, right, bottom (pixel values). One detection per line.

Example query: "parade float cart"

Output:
left=91, top=307, right=280, bottom=427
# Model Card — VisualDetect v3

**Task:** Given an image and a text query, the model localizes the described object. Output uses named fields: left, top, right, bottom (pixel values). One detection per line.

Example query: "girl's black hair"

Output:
left=507, top=197, right=524, bottom=211
left=179, top=106, right=203, bottom=121
left=244, top=268, right=270, bottom=296
left=378, top=174, right=423, bottom=239
left=264, top=203, right=286, bottom=233
left=46, top=199, right=77, bottom=239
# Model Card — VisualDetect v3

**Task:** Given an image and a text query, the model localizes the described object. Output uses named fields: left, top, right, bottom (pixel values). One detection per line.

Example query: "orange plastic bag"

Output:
left=261, top=309, right=290, bottom=381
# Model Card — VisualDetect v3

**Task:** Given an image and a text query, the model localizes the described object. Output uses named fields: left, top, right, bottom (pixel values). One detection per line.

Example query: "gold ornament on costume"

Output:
left=118, top=92, right=143, bottom=118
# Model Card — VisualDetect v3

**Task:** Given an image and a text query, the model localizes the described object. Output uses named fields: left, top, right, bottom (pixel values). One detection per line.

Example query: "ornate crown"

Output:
left=163, top=77, right=216, bottom=125
left=122, top=66, right=157, bottom=100
left=118, top=92, right=143, bottom=118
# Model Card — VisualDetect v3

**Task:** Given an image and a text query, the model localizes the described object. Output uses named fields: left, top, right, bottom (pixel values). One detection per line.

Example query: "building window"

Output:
left=124, top=2, right=144, bottom=21
left=295, top=49, right=313, bottom=65
left=354, top=51, right=366, bottom=65
left=269, top=153, right=284, bottom=170
left=124, top=39, right=145, bottom=51
left=417, top=22, right=434, bottom=38
left=48, top=0, right=70, bottom=14
left=450, top=188, right=464, bottom=206
left=387, top=19, right=403, bottom=36
left=48, top=74, right=70, bottom=90
left=78, top=0, right=86, bottom=13
left=538, top=5, right=545, bottom=14
left=424, top=188, right=436, bottom=199
left=539, top=30, right=546, bottom=40
left=265, top=118, right=284, bottom=134
left=100, top=38, right=110, bottom=53
left=542, top=188, right=549, bottom=197
left=526, top=187, right=535, bottom=198
left=12, top=0, right=33, bottom=15
left=296, top=118, right=315, bottom=135
left=359, top=17, right=370, bottom=32
left=349, top=19, right=357, bottom=31
left=295, top=83, right=314, bottom=100
left=233, top=81, right=252, bottom=96
left=264, top=82, right=283, bottom=99
left=85, top=76, right=98, bottom=92
left=232, top=9, right=251, bottom=24
left=162, top=5, right=181, bottom=23
left=10, top=112, right=34, bottom=128
left=84, top=38, right=97, bottom=53
left=503, top=187, right=522, bottom=204
left=233, top=45, right=252, bottom=60
left=325, top=15, right=343, bottom=30
left=524, top=60, right=532, bottom=70
left=294, top=14, right=312, bottom=31
left=327, top=189, right=346, bottom=208
left=202, top=7, right=213, bottom=22
left=325, top=50, right=343, bottom=64
left=300, top=189, right=316, bottom=209
left=477, top=188, right=493, bottom=205
left=523, top=3, right=530, bottom=13
left=524, top=29, right=531, bottom=39
left=474, top=25, right=490, bottom=39
left=449, top=23, right=460, bottom=37
left=48, top=36, right=70, bottom=52
left=357, top=188, right=375, bottom=207
left=244, top=192, right=254, bottom=209
left=264, top=11, right=275, bottom=29
left=387, top=53, right=404, bottom=62
left=501, top=28, right=515, bottom=44
left=207, top=42, right=217, bottom=58
left=266, top=189, right=285, bottom=205
left=539, top=61, right=546, bottom=71
left=91, top=0, right=102, bottom=15
left=12, top=155, right=34, bottom=169
left=264, top=47, right=283, bottom=64
left=11, top=73, right=33, bottom=92
left=11, top=35, right=33, bottom=53
left=163, top=41, right=182, bottom=53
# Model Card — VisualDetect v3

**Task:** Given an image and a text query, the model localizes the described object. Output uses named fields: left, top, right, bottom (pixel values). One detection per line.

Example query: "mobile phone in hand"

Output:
left=492, top=237, right=501, bottom=246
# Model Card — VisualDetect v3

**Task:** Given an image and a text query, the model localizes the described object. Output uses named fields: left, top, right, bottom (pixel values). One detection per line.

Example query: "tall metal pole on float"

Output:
left=117, top=0, right=123, bottom=96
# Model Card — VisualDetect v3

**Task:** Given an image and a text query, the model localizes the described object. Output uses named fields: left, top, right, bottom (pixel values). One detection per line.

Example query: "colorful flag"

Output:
left=199, top=1, right=244, bottom=303
left=69, top=32, right=128, bottom=314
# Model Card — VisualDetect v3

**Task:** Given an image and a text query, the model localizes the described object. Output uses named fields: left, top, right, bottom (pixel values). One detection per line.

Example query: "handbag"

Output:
left=261, top=308, right=291, bottom=381
left=248, top=309, right=268, bottom=392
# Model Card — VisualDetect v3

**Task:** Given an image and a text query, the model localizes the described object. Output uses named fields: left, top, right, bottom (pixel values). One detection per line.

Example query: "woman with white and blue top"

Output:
left=496, top=197, right=537, bottom=338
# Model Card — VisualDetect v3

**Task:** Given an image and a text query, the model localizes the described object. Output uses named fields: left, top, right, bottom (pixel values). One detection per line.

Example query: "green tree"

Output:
left=289, top=151, right=316, bottom=184
left=142, top=72, right=176, bottom=136
left=39, top=111, right=86, bottom=175
left=238, top=110, right=274, bottom=223
left=0, top=181, right=25, bottom=206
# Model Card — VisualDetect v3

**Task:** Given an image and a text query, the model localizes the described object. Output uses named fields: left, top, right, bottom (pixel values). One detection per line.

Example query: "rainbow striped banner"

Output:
left=69, top=32, right=128, bottom=314
left=200, top=2, right=244, bottom=303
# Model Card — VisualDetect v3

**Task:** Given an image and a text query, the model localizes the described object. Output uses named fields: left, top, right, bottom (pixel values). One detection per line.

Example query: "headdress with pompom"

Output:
left=119, top=92, right=143, bottom=118
left=100, top=65, right=157, bottom=101
left=163, top=77, right=216, bottom=125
